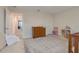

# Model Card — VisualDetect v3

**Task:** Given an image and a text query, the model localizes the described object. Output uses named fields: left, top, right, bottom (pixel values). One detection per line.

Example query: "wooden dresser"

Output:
left=32, top=27, right=46, bottom=38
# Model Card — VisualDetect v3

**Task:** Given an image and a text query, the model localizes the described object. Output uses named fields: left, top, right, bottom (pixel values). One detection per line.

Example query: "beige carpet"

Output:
left=24, top=35, right=68, bottom=53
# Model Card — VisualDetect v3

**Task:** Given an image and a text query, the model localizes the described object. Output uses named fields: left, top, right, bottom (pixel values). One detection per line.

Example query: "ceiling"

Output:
left=8, top=6, right=74, bottom=14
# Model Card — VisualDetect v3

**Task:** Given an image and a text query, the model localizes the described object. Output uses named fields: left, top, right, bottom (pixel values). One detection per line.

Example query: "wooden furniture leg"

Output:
left=68, top=33, right=73, bottom=53
left=74, top=35, right=79, bottom=53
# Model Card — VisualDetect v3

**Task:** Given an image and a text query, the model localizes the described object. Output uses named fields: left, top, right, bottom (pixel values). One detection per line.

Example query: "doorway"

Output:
left=4, top=8, right=23, bottom=45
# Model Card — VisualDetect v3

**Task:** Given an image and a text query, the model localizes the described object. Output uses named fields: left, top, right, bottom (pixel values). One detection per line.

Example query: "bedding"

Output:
left=24, top=35, right=68, bottom=53
left=0, top=40, right=25, bottom=53
left=0, top=35, right=25, bottom=53
left=6, top=34, right=20, bottom=46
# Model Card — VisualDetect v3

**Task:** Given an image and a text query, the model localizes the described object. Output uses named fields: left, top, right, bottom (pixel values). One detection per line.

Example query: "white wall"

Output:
left=22, top=12, right=54, bottom=38
left=54, top=7, right=79, bottom=35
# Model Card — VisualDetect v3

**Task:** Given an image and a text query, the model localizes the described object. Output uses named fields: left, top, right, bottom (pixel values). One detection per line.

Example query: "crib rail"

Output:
left=68, top=32, right=79, bottom=53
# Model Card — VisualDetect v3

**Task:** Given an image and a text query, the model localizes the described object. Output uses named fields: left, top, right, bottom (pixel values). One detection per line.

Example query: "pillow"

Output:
left=0, top=32, right=6, bottom=50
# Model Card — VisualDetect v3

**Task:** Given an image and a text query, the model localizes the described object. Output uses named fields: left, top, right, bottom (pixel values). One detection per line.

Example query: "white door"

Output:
left=5, top=8, right=13, bottom=35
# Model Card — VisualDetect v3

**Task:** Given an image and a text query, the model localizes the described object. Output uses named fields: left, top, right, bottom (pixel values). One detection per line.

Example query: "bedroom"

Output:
left=0, top=6, right=79, bottom=53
